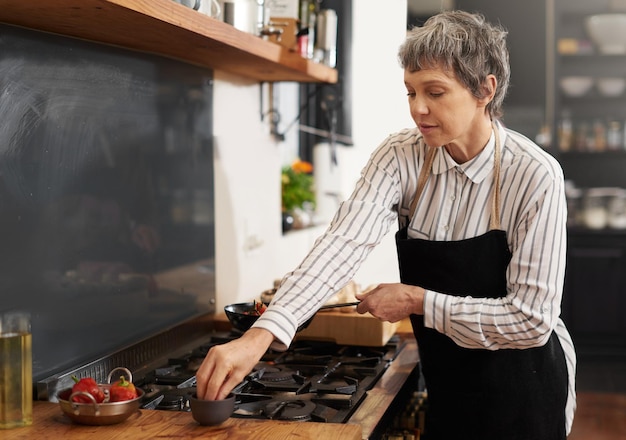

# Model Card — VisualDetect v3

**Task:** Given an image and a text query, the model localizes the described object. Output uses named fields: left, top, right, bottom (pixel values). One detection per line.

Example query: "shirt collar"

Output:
left=431, top=121, right=505, bottom=184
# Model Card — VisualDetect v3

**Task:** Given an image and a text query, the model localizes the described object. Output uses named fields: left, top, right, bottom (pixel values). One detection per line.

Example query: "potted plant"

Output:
left=281, top=159, right=316, bottom=231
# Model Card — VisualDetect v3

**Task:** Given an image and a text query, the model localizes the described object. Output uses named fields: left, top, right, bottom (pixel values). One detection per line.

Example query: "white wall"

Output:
left=212, top=0, right=412, bottom=308
left=341, top=0, right=412, bottom=288
left=212, top=75, right=292, bottom=309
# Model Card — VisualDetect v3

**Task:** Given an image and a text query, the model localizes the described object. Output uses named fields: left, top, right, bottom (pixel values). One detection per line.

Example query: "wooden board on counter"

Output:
left=295, top=310, right=400, bottom=347
left=3, top=402, right=362, bottom=440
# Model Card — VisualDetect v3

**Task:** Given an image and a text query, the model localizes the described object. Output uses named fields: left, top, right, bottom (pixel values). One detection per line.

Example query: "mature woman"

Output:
left=196, top=10, right=576, bottom=439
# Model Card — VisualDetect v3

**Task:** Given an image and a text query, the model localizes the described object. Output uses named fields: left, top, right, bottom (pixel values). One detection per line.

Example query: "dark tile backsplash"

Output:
left=0, top=24, right=215, bottom=381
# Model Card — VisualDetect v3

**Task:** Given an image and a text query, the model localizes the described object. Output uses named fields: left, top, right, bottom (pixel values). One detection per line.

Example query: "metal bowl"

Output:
left=57, top=367, right=143, bottom=425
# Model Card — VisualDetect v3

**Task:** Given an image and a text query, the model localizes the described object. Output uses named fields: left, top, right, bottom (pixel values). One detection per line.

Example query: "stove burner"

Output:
left=250, top=372, right=308, bottom=393
left=233, top=393, right=273, bottom=417
left=254, top=364, right=301, bottom=383
left=309, top=374, right=358, bottom=394
left=312, top=393, right=354, bottom=409
left=264, top=399, right=316, bottom=421
left=158, top=393, right=188, bottom=411
left=253, top=362, right=280, bottom=373
left=186, top=357, right=203, bottom=372
left=260, top=371, right=297, bottom=382
left=140, top=384, right=194, bottom=412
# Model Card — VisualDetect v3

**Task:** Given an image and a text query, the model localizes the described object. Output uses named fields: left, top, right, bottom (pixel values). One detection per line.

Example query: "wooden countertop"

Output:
left=9, top=317, right=416, bottom=440
left=7, top=331, right=417, bottom=440
left=2, top=403, right=362, bottom=439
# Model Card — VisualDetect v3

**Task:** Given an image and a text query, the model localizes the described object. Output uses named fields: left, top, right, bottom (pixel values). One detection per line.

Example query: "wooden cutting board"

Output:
left=295, top=310, right=399, bottom=346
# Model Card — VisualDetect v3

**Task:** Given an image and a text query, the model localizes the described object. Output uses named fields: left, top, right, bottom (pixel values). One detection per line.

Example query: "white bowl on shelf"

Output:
left=597, top=77, right=626, bottom=96
left=559, top=76, right=594, bottom=97
left=585, top=14, right=626, bottom=54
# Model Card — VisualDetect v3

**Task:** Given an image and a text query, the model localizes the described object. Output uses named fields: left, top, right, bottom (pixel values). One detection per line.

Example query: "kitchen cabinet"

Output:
left=562, top=228, right=626, bottom=356
left=0, top=0, right=337, bottom=84
left=454, top=0, right=547, bottom=139
left=549, top=0, right=626, bottom=189
left=440, top=0, right=626, bottom=358
left=558, top=151, right=626, bottom=188
left=547, top=0, right=626, bottom=358
left=551, top=0, right=626, bottom=154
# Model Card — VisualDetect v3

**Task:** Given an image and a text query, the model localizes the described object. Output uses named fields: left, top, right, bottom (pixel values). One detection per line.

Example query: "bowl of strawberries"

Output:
left=57, top=367, right=144, bottom=425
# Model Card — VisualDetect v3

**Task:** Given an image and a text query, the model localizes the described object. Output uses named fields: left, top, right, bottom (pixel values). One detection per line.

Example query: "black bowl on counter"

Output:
left=190, top=392, right=235, bottom=426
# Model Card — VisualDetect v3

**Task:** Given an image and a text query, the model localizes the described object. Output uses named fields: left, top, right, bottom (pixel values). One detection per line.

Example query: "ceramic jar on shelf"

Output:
left=581, top=187, right=626, bottom=229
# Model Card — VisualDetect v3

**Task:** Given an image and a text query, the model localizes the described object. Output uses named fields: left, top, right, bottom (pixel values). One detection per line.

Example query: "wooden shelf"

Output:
left=0, top=0, right=338, bottom=84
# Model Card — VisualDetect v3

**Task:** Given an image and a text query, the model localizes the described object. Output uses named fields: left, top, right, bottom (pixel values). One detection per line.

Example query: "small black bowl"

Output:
left=190, top=393, right=235, bottom=426
left=224, top=302, right=316, bottom=333
left=224, top=302, right=263, bottom=332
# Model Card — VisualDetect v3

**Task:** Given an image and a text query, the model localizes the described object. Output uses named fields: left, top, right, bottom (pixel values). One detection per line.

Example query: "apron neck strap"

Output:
left=408, top=121, right=502, bottom=230
left=490, top=122, right=502, bottom=230
left=408, top=144, right=437, bottom=219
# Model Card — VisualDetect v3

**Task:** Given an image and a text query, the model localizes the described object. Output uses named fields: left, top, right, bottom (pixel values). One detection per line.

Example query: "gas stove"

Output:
left=134, top=333, right=405, bottom=423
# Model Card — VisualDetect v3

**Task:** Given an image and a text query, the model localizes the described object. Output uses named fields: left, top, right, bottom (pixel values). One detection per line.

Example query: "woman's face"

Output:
left=404, top=65, right=494, bottom=156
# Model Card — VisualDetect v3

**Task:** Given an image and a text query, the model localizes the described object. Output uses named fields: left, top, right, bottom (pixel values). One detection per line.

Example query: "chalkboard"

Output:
left=0, top=24, right=215, bottom=381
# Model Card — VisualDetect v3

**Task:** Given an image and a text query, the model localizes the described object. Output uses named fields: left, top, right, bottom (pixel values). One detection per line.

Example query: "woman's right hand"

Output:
left=356, top=283, right=425, bottom=322
left=195, top=328, right=274, bottom=400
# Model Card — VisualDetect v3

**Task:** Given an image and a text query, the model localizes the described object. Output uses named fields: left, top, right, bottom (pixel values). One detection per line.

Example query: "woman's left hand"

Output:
left=355, top=283, right=425, bottom=322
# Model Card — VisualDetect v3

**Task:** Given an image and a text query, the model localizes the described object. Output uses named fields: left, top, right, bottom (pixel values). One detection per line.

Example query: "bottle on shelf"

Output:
left=535, top=123, right=552, bottom=150
left=608, top=189, right=626, bottom=229
left=593, top=119, right=607, bottom=152
left=573, top=122, right=589, bottom=152
left=558, top=111, right=573, bottom=152
left=607, top=121, right=622, bottom=151
left=316, top=9, right=337, bottom=68
left=582, top=188, right=610, bottom=230
left=299, top=0, right=317, bottom=59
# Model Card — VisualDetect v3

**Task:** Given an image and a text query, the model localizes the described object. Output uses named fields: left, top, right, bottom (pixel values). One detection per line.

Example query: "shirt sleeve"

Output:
left=252, top=138, right=405, bottom=348
left=423, top=169, right=568, bottom=350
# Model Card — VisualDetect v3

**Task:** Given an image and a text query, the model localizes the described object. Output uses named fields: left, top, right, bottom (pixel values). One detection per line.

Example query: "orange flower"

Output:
left=291, top=160, right=313, bottom=174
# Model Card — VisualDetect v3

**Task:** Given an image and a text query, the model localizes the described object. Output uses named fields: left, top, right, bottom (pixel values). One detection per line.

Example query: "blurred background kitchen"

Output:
left=1, top=0, right=625, bottom=437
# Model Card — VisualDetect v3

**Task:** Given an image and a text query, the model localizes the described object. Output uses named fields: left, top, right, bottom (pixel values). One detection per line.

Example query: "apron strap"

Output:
left=408, top=121, right=502, bottom=230
left=490, top=122, right=502, bottom=231
left=408, top=144, right=437, bottom=219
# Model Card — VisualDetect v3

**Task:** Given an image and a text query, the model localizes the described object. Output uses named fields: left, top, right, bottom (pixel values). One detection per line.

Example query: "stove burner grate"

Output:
left=264, top=399, right=316, bottom=421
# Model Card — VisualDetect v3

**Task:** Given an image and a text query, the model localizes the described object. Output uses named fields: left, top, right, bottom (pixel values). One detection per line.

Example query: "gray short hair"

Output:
left=398, top=10, right=510, bottom=119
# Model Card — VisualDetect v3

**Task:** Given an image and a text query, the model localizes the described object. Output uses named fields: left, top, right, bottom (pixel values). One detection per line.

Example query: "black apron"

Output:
left=396, top=125, right=568, bottom=440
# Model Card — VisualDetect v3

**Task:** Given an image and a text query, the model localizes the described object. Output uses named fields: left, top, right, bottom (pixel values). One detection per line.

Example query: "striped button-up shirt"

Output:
left=253, top=121, right=576, bottom=431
